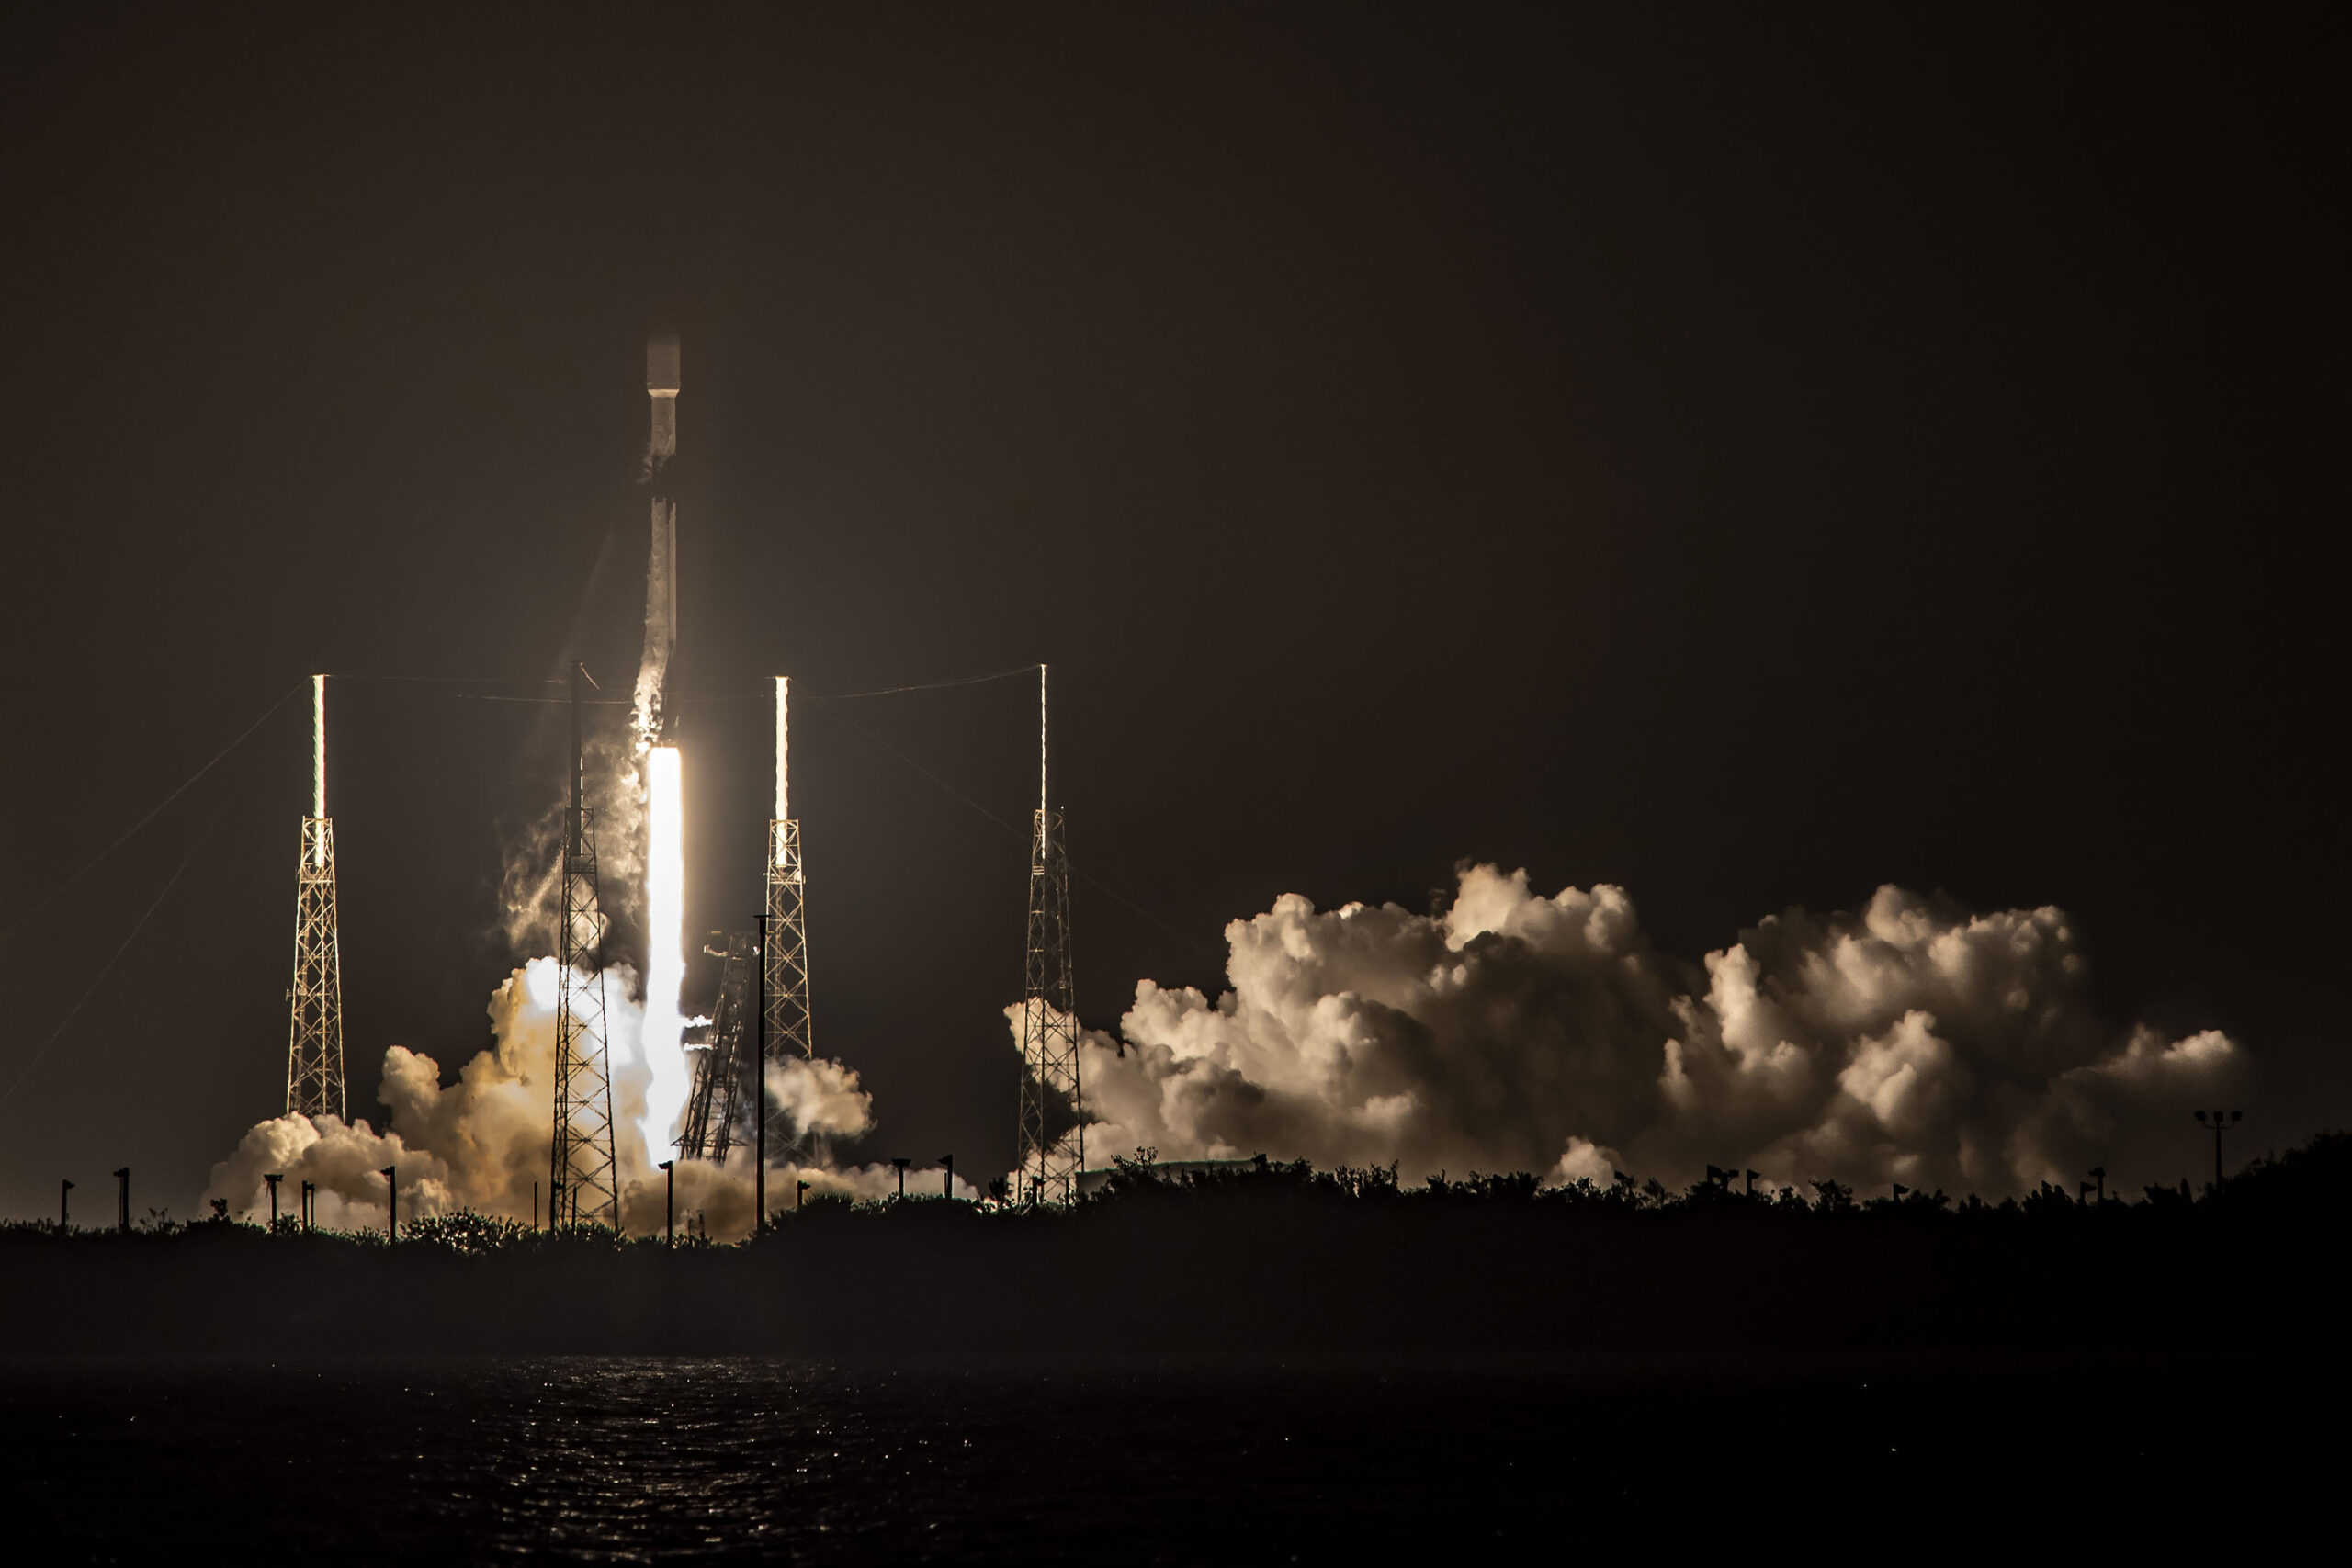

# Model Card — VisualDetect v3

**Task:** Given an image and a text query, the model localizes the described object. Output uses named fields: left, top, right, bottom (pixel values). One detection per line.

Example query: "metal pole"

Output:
left=60, top=1179, right=72, bottom=1234
left=2196, top=1110, right=2244, bottom=1192
left=114, top=1167, right=129, bottom=1232
left=265, top=1173, right=283, bottom=1229
left=532, top=1179, right=538, bottom=1233
left=570, top=662, right=585, bottom=852
left=755, top=911, right=767, bottom=1235
left=382, top=1166, right=396, bottom=1241
left=660, top=1160, right=674, bottom=1247
left=943, top=1156, right=955, bottom=1201
left=797, top=1179, right=808, bottom=1212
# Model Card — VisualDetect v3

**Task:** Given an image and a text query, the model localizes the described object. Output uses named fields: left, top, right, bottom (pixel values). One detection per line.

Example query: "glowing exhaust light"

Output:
left=311, top=673, right=328, bottom=866
left=522, top=955, right=559, bottom=1011
left=639, top=744, right=693, bottom=1164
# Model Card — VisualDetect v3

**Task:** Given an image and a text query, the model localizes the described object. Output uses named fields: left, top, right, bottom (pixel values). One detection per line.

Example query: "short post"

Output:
left=659, top=1159, right=674, bottom=1247
left=891, top=1157, right=910, bottom=1201
left=264, top=1173, right=284, bottom=1229
left=381, top=1166, right=397, bottom=1241
left=60, top=1178, right=73, bottom=1234
left=797, top=1179, right=809, bottom=1212
left=942, top=1155, right=955, bottom=1201
left=113, top=1167, right=130, bottom=1232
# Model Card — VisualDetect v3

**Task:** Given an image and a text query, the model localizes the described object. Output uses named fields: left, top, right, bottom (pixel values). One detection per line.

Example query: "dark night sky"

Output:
left=2, top=4, right=2343, bottom=1216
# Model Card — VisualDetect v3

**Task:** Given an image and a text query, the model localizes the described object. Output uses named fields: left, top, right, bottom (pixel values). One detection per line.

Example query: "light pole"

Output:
left=2195, top=1110, right=2243, bottom=1191
left=891, top=1157, right=910, bottom=1201
left=381, top=1166, right=397, bottom=1241
left=659, top=1159, right=674, bottom=1247
left=300, top=1179, right=315, bottom=1232
left=113, top=1167, right=130, bottom=1232
left=796, top=1179, right=808, bottom=1212
left=264, top=1173, right=284, bottom=1230
left=59, top=1179, right=72, bottom=1235
left=941, top=1155, right=955, bottom=1201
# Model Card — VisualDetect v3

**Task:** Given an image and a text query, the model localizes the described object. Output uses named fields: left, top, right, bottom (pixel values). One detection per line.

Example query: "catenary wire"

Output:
left=0, top=681, right=304, bottom=944
left=807, top=702, right=1225, bottom=967
left=0, top=796, right=233, bottom=1107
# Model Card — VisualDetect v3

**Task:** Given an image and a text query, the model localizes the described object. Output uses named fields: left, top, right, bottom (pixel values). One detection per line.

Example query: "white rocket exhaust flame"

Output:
left=639, top=743, right=691, bottom=1158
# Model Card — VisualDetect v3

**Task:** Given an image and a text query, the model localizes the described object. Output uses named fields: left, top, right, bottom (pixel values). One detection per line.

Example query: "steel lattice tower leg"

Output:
left=287, top=675, right=345, bottom=1121
left=550, top=662, right=619, bottom=1230
left=763, top=677, right=817, bottom=1152
left=1018, top=664, right=1082, bottom=1201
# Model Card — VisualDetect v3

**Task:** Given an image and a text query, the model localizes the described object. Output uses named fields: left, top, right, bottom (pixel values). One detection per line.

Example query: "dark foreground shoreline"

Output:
left=6, top=1348, right=2345, bottom=1562
left=5, top=1143, right=2346, bottom=1357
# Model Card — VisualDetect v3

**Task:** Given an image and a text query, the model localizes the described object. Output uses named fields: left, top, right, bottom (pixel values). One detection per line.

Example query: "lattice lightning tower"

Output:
left=763, top=676, right=816, bottom=1149
left=549, top=661, right=620, bottom=1229
left=286, top=674, right=346, bottom=1120
left=1018, top=662, right=1082, bottom=1201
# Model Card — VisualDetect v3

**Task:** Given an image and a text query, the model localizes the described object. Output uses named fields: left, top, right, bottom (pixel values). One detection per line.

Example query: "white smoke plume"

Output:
left=495, top=730, right=648, bottom=952
left=206, top=957, right=929, bottom=1239
left=1066, top=866, right=2248, bottom=1200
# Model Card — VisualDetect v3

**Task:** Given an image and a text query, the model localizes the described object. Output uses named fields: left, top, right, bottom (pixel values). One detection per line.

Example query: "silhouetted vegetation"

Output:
left=6, top=1134, right=2346, bottom=1356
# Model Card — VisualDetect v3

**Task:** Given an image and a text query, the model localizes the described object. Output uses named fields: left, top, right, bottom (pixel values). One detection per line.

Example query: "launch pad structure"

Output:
left=286, top=674, right=346, bottom=1120
left=679, top=675, right=816, bottom=1168
left=550, top=661, right=620, bottom=1229
left=1017, top=663, right=1083, bottom=1202
left=267, top=333, right=1096, bottom=1227
left=764, top=676, right=817, bottom=1105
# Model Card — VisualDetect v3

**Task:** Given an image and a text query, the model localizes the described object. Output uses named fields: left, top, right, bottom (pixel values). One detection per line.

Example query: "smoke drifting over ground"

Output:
left=210, top=866, right=2245, bottom=1230
left=207, top=959, right=958, bottom=1238
left=1069, top=866, right=2246, bottom=1199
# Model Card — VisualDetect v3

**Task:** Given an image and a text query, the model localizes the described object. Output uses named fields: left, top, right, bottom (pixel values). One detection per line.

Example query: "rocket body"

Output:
left=634, top=335, right=682, bottom=748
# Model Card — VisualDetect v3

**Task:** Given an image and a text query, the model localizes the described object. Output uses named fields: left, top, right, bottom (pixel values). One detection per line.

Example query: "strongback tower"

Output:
left=286, top=674, right=346, bottom=1120
left=550, top=662, right=620, bottom=1229
left=1017, top=663, right=1082, bottom=1201
left=763, top=676, right=816, bottom=1147
left=677, top=931, right=755, bottom=1161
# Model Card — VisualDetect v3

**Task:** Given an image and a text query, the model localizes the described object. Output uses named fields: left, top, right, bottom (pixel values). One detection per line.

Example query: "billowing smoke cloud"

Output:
left=1065, top=866, right=2246, bottom=1199
left=206, top=958, right=947, bottom=1239
left=767, top=1055, right=876, bottom=1149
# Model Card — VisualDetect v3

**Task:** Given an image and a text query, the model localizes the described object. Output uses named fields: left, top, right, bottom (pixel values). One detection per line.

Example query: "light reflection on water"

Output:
left=7, top=1352, right=2331, bottom=1562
